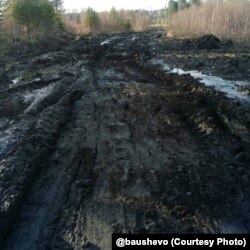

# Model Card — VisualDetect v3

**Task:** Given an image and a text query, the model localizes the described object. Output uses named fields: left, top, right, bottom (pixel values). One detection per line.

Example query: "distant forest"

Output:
left=0, top=0, right=250, bottom=46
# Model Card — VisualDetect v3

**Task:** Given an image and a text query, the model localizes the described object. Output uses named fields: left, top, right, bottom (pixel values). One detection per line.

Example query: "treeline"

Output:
left=153, top=0, right=202, bottom=25
left=167, top=0, right=202, bottom=15
left=1, top=0, right=250, bottom=45
left=0, top=0, right=155, bottom=44
left=63, top=8, right=152, bottom=34
left=0, top=0, right=203, bottom=41
left=63, top=1, right=203, bottom=34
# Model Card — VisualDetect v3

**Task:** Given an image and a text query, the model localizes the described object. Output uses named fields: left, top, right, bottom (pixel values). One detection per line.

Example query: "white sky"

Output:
left=64, top=0, right=170, bottom=12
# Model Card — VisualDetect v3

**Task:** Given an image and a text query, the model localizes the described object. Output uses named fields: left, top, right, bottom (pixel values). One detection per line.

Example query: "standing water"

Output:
left=150, top=59, right=250, bottom=105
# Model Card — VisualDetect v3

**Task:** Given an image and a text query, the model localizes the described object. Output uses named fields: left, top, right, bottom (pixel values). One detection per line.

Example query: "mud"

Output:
left=160, top=36, right=250, bottom=82
left=0, top=29, right=249, bottom=249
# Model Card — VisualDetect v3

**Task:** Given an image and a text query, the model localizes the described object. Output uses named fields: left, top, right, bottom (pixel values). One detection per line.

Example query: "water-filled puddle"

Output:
left=150, top=59, right=250, bottom=104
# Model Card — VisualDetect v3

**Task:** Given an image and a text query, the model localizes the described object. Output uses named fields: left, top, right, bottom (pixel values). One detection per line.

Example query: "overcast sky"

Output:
left=64, top=0, right=169, bottom=12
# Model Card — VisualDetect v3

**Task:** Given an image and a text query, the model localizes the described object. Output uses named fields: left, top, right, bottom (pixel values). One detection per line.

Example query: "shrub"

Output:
left=123, top=20, right=131, bottom=31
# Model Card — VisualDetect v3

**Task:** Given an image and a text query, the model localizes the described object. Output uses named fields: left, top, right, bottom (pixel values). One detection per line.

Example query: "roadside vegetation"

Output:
left=63, top=8, right=150, bottom=34
left=167, top=0, right=250, bottom=43
left=0, top=0, right=250, bottom=54
left=62, top=0, right=250, bottom=44
left=0, top=0, right=63, bottom=41
left=0, top=0, right=152, bottom=54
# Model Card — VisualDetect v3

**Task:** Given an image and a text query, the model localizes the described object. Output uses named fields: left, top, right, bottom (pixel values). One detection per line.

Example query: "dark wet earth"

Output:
left=0, top=29, right=249, bottom=249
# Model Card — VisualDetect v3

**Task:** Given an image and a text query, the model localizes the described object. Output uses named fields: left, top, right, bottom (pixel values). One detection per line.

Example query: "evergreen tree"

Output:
left=190, top=0, right=202, bottom=6
left=85, top=8, right=99, bottom=31
left=110, top=7, right=118, bottom=25
left=167, top=0, right=178, bottom=15
left=12, top=0, right=58, bottom=38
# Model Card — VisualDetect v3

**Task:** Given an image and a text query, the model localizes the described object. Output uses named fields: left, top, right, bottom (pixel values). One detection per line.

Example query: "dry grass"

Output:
left=0, top=18, right=23, bottom=41
left=168, top=0, right=250, bottom=43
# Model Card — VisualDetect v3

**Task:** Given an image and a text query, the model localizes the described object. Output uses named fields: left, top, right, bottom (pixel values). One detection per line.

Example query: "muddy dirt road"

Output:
left=0, top=30, right=250, bottom=249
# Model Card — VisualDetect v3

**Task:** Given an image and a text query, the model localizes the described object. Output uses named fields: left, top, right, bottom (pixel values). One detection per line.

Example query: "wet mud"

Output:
left=0, top=29, right=249, bottom=249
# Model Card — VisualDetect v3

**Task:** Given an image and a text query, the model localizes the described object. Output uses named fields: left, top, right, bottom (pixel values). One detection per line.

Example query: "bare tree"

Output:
left=52, top=0, right=64, bottom=13
left=0, top=0, right=4, bottom=24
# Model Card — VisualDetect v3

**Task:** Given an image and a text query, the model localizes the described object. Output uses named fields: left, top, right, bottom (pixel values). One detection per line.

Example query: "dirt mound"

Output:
left=195, top=34, right=221, bottom=49
left=6, top=35, right=72, bottom=57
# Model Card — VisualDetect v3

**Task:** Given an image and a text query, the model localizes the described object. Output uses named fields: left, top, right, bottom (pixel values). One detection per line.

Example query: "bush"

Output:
left=123, top=20, right=131, bottom=31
